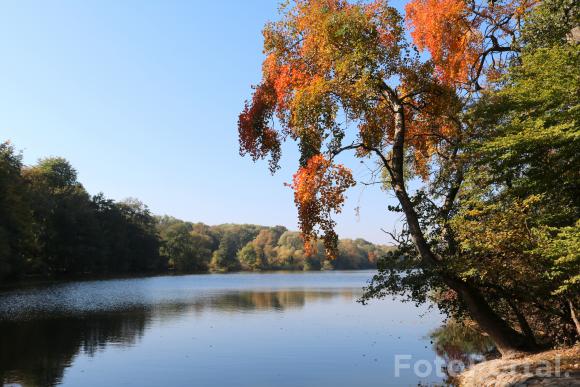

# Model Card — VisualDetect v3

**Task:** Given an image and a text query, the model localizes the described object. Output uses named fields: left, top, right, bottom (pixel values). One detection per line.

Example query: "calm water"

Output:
left=0, top=271, right=447, bottom=387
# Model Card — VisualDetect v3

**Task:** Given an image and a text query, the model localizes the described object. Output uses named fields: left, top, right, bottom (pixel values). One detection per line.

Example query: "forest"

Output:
left=0, top=145, right=389, bottom=282
left=237, top=0, right=579, bottom=356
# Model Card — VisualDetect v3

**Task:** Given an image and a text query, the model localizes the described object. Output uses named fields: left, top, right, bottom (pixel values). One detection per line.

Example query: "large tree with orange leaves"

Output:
left=238, top=0, right=540, bottom=355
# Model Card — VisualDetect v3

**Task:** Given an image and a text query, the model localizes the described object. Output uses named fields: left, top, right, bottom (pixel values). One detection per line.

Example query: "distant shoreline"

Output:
left=0, top=267, right=377, bottom=291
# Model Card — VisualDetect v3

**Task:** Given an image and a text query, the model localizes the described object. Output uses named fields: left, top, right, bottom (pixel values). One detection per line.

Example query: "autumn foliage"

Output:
left=238, top=81, right=281, bottom=174
left=237, top=0, right=460, bottom=255
left=405, top=0, right=481, bottom=84
left=290, top=154, right=355, bottom=257
left=405, top=0, right=536, bottom=86
left=238, top=0, right=531, bottom=257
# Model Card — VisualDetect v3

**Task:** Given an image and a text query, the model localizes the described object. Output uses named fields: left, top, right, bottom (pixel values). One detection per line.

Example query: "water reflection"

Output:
left=192, top=289, right=350, bottom=313
left=1, top=272, right=445, bottom=387
left=428, top=321, right=497, bottom=385
left=430, top=320, right=496, bottom=363
left=0, top=289, right=352, bottom=387
left=0, top=308, right=148, bottom=387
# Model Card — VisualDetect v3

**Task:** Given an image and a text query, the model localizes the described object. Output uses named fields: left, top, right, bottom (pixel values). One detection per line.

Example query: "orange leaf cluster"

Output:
left=405, top=0, right=481, bottom=85
left=238, top=82, right=281, bottom=173
left=290, top=154, right=355, bottom=257
left=263, top=54, right=311, bottom=113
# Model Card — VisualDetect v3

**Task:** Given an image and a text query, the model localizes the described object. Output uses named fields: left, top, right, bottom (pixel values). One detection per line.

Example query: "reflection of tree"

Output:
left=429, top=320, right=498, bottom=385
left=0, top=308, right=149, bottom=387
left=194, top=289, right=344, bottom=312
left=0, top=289, right=352, bottom=386
left=430, top=320, right=496, bottom=363
left=126, top=290, right=352, bottom=318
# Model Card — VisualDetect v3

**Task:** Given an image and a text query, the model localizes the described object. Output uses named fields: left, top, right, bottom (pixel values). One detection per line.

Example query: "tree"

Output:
left=0, top=142, right=34, bottom=280
left=24, top=156, right=165, bottom=277
left=24, top=157, right=101, bottom=275
left=160, top=221, right=212, bottom=272
left=238, top=0, right=543, bottom=355
left=115, top=198, right=164, bottom=273
left=533, top=222, right=580, bottom=336
left=372, top=0, right=579, bottom=347
left=273, top=231, right=306, bottom=269
left=210, top=231, right=242, bottom=272
left=448, top=0, right=580, bottom=342
left=334, top=239, right=381, bottom=269
left=238, top=243, right=263, bottom=271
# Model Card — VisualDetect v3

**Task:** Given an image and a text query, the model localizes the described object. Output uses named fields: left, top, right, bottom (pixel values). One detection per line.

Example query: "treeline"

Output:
left=157, top=217, right=389, bottom=272
left=0, top=144, right=164, bottom=280
left=0, top=143, right=389, bottom=281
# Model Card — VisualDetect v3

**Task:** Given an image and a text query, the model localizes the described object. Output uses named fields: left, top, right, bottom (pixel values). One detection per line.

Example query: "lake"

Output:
left=0, top=271, right=448, bottom=387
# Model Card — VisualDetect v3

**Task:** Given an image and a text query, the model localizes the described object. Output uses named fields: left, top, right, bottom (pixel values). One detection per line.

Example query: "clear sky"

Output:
left=0, top=0, right=407, bottom=245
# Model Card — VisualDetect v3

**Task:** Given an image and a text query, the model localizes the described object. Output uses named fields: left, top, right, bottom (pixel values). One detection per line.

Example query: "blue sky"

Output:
left=0, top=0, right=407, bottom=244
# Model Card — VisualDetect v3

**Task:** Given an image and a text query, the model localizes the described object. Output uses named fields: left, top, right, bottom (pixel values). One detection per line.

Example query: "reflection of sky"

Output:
left=1, top=272, right=446, bottom=387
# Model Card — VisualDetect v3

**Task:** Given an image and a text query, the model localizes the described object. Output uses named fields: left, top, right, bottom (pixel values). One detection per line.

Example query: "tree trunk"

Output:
left=569, top=299, right=580, bottom=337
left=507, top=298, right=537, bottom=345
left=447, top=277, right=538, bottom=356
left=384, top=99, right=537, bottom=357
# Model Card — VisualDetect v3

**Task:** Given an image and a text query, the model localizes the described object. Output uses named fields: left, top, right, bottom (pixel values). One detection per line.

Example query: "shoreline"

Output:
left=0, top=268, right=376, bottom=290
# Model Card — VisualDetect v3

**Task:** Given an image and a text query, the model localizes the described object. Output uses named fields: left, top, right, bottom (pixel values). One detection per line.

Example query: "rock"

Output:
left=457, top=346, right=580, bottom=386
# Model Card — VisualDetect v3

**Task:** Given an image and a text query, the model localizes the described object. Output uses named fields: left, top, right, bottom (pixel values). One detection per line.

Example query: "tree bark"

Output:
left=507, top=298, right=537, bottom=345
left=569, top=299, right=580, bottom=337
left=448, top=278, right=538, bottom=356
left=383, top=97, right=537, bottom=357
